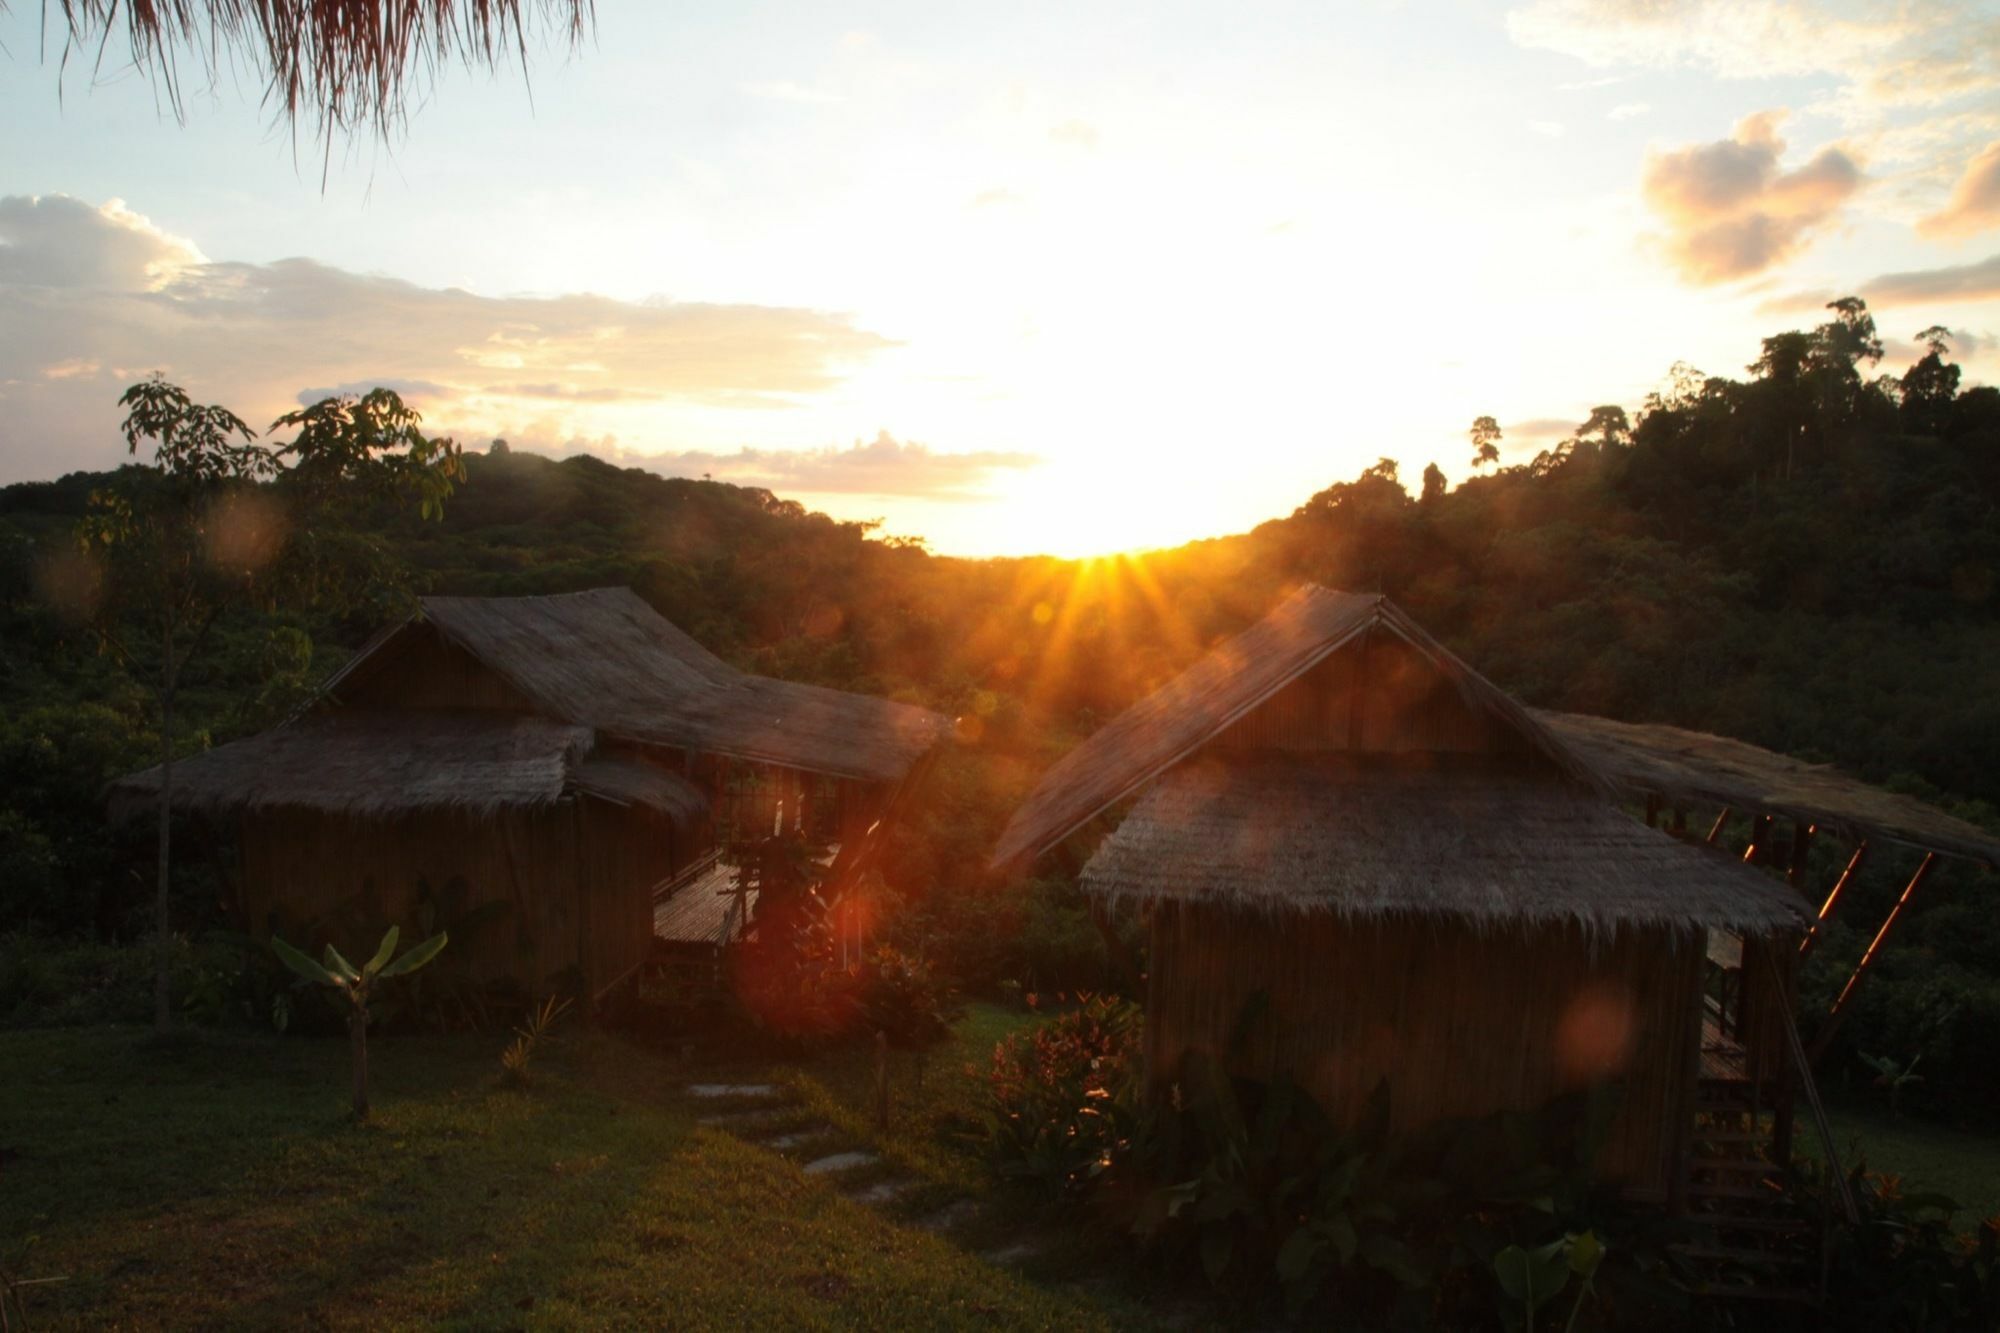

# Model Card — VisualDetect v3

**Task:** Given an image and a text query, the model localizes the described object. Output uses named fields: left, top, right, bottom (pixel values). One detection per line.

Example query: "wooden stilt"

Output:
left=1799, top=841, right=1869, bottom=956
left=1810, top=852, right=1938, bottom=1063
left=1742, top=813, right=1774, bottom=864
left=1646, top=795, right=1660, bottom=828
left=1787, top=822, right=1814, bottom=891
left=1671, top=807, right=1688, bottom=837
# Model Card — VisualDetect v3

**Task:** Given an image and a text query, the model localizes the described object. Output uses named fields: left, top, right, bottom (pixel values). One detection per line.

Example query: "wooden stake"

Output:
left=1706, top=807, right=1732, bottom=846
left=1799, top=841, right=1869, bottom=956
left=1810, top=852, right=1937, bottom=1062
left=874, top=1030, right=890, bottom=1132
left=1787, top=822, right=1815, bottom=890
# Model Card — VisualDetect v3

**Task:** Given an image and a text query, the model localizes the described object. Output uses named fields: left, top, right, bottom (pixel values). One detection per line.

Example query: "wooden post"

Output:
left=874, top=1030, right=890, bottom=1131
left=1799, top=841, right=1869, bottom=956
left=1810, top=852, right=1938, bottom=1063
left=1787, top=822, right=1815, bottom=891
left=1742, top=813, right=1774, bottom=864
left=1706, top=807, right=1732, bottom=846
left=1645, top=795, right=1660, bottom=828
left=1671, top=807, right=1688, bottom=837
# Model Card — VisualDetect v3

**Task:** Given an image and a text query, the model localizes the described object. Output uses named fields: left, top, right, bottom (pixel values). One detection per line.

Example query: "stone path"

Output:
left=679, top=1081, right=1048, bottom=1268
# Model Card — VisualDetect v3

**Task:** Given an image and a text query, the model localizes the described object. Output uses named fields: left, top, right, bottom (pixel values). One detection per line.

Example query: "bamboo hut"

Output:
left=992, top=586, right=1814, bottom=1202
left=114, top=587, right=949, bottom=1003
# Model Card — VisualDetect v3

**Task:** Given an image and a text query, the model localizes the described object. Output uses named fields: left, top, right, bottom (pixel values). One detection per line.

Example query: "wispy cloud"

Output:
left=647, top=431, right=1042, bottom=500
left=1048, top=119, right=1100, bottom=150
left=1607, top=101, right=1650, bottom=121
left=0, top=193, right=893, bottom=483
left=1640, top=110, right=1863, bottom=284
left=1919, top=140, right=2000, bottom=239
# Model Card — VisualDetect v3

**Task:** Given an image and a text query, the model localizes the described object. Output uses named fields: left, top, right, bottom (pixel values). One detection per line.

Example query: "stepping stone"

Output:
left=802, top=1150, right=878, bottom=1175
left=912, top=1198, right=980, bottom=1234
left=697, top=1107, right=792, bottom=1129
left=686, top=1083, right=780, bottom=1098
left=768, top=1127, right=834, bottom=1151
left=979, top=1239, right=1041, bottom=1267
left=846, top=1176, right=917, bottom=1205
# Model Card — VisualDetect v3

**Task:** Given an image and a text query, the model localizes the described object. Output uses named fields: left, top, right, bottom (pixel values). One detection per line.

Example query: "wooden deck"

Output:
left=1701, top=1009, right=1749, bottom=1083
left=652, top=857, right=749, bottom=946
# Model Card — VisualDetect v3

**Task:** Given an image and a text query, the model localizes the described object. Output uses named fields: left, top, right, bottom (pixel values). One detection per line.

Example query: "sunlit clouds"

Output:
left=1641, top=111, right=1864, bottom=284
left=1920, top=141, right=2000, bottom=239
left=4, top=3, right=2000, bottom=556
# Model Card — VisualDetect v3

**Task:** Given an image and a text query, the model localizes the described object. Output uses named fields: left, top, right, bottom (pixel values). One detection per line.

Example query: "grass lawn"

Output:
left=1804, top=1098, right=2000, bottom=1225
left=0, top=1006, right=1142, bottom=1330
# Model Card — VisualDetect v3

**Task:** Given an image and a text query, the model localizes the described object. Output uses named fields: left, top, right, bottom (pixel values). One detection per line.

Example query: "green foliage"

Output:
left=983, top=995, right=1143, bottom=1200
left=1132, top=1062, right=1435, bottom=1317
left=856, top=945, right=965, bottom=1049
left=500, top=994, right=575, bottom=1086
left=1798, top=1164, right=2000, bottom=1330
left=271, top=925, right=448, bottom=1117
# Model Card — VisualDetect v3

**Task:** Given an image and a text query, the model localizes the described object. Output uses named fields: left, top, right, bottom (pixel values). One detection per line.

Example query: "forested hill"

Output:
left=4, top=299, right=1998, bottom=836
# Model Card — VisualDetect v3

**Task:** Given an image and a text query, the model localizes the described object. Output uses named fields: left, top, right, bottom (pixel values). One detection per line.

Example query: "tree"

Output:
left=1901, top=326, right=1962, bottom=437
left=1575, top=405, right=1631, bottom=453
left=29, top=0, right=592, bottom=143
left=272, top=926, right=448, bottom=1118
left=1469, top=416, right=1502, bottom=471
left=81, top=379, right=463, bottom=1034
left=1420, top=462, right=1447, bottom=504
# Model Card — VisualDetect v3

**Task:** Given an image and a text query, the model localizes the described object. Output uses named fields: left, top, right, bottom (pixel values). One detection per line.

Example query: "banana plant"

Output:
left=271, top=927, right=447, bottom=1119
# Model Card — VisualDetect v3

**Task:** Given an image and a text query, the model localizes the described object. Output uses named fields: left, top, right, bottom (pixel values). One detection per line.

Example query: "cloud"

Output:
left=1919, top=140, right=2000, bottom=239
left=0, top=193, right=893, bottom=483
left=1641, top=110, right=1863, bottom=283
left=1506, top=417, right=1577, bottom=441
left=1862, top=253, right=2000, bottom=305
left=646, top=431, right=1042, bottom=500
left=0, top=194, right=204, bottom=290
left=1761, top=253, right=2000, bottom=312
left=1048, top=119, right=1099, bottom=150
left=970, top=187, right=1024, bottom=209
left=295, top=377, right=455, bottom=405
left=1507, top=1, right=1982, bottom=108
left=1530, top=120, right=1567, bottom=138
left=1608, top=102, right=1650, bottom=121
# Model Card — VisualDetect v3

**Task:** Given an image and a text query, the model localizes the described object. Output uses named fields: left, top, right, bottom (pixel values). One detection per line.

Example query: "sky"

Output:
left=2, top=0, right=1998, bottom=557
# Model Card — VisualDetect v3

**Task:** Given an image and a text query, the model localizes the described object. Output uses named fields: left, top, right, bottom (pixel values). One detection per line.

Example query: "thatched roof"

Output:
left=1081, top=756, right=1808, bottom=936
left=989, top=585, right=1598, bottom=872
left=1536, top=710, right=2000, bottom=868
left=331, top=587, right=949, bottom=784
left=110, top=710, right=707, bottom=826
left=56, top=0, right=592, bottom=142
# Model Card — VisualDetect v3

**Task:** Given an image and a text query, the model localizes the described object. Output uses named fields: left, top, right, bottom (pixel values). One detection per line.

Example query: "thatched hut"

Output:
left=992, top=586, right=1812, bottom=1202
left=115, top=587, right=949, bottom=1003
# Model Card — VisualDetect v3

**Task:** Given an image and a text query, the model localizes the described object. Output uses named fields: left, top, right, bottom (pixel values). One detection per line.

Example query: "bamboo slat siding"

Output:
left=239, top=797, right=679, bottom=995
left=1146, top=904, right=1704, bottom=1196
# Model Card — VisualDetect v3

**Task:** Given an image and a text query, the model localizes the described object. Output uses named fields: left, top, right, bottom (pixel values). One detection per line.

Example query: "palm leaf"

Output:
left=363, top=926, right=401, bottom=978
left=322, top=942, right=361, bottom=983
left=271, top=935, right=340, bottom=987
left=378, top=931, right=448, bottom=978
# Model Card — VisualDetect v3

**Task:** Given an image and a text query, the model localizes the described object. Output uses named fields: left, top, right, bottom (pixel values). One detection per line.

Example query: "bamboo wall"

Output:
left=238, top=796, right=688, bottom=999
left=1145, top=904, right=1705, bottom=1197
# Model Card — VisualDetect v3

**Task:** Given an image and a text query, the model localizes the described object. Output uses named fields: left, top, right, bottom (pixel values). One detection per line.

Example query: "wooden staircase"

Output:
left=1668, top=941, right=1860, bottom=1319
left=1673, top=1074, right=1823, bottom=1311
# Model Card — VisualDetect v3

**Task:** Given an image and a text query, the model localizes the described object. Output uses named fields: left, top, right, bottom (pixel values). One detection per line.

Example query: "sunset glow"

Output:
left=4, top=2, right=1998, bottom=556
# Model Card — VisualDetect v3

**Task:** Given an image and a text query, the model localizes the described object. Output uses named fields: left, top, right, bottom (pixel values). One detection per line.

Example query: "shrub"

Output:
left=1805, top=1165, right=2000, bottom=1331
left=855, top=945, right=963, bottom=1049
left=984, top=994, right=1142, bottom=1199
